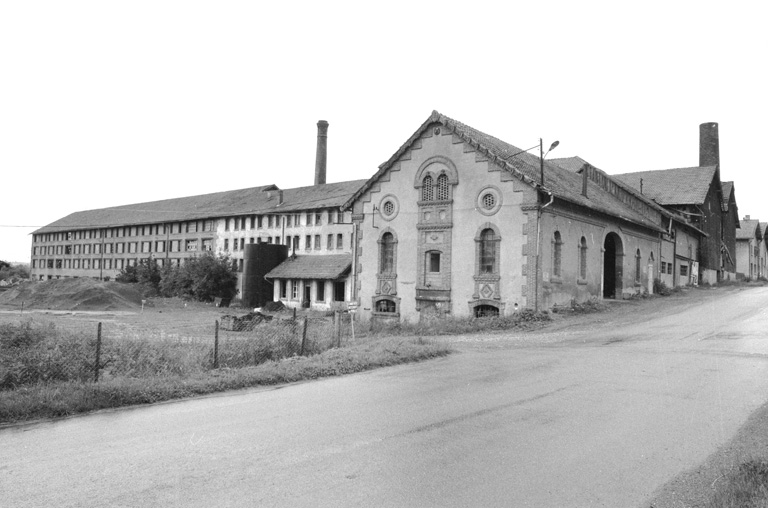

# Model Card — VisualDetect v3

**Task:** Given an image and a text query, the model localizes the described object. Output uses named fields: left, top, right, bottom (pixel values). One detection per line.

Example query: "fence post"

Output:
left=94, top=322, right=102, bottom=382
left=334, top=311, right=341, bottom=347
left=213, top=320, right=220, bottom=369
left=299, top=318, right=308, bottom=356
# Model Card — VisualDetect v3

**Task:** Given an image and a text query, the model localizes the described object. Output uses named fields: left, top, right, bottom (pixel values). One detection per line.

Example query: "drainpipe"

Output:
left=534, top=190, right=555, bottom=312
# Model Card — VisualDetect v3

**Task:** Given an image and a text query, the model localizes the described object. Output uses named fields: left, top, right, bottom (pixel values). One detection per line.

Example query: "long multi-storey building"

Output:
left=30, top=121, right=367, bottom=309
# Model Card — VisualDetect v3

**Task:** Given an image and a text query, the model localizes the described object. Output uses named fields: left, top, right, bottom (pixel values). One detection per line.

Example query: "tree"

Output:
left=0, top=262, right=30, bottom=281
left=159, top=253, right=238, bottom=301
left=116, top=253, right=238, bottom=302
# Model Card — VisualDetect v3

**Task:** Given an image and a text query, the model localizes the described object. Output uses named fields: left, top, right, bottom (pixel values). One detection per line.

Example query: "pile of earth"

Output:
left=0, top=279, right=144, bottom=311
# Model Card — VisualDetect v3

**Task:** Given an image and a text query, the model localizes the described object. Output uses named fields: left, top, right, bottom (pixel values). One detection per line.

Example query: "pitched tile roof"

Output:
left=612, top=166, right=718, bottom=206
left=345, top=111, right=664, bottom=233
left=550, top=157, right=707, bottom=237
left=736, top=219, right=761, bottom=240
left=265, top=254, right=351, bottom=280
left=34, top=180, right=368, bottom=235
left=549, top=156, right=591, bottom=173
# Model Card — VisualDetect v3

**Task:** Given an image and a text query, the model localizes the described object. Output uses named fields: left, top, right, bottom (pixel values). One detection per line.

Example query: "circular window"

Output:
left=378, top=194, right=399, bottom=221
left=476, top=186, right=502, bottom=216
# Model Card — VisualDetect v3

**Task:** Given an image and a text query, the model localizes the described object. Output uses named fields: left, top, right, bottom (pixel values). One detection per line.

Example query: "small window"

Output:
left=481, top=193, right=495, bottom=210
left=552, top=232, right=562, bottom=277
left=680, top=264, right=688, bottom=277
left=314, top=235, right=321, bottom=250
left=429, top=252, right=441, bottom=273
left=280, top=280, right=287, bottom=299
left=292, top=282, right=299, bottom=300
left=305, top=235, right=312, bottom=250
left=337, top=234, right=343, bottom=250
left=579, top=237, right=587, bottom=280
left=436, top=174, right=449, bottom=200
left=317, top=281, right=325, bottom=302
left=380, top=233, right=395, bottom=274
left=422, top=175, right=433, bottom=201
left=479, top=228, right=496, bottom=274
left=635, top=249, right=642, bottom=283
left=327, top=234, right=334, bottom=250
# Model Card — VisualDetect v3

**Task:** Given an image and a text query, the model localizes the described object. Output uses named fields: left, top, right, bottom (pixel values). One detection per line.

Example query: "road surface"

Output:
left=2, top=286, right=768, bottom=507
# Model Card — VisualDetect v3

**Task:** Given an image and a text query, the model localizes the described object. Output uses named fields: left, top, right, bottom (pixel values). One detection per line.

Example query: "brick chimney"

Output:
left=699, top=122, right=720, bottom=167
left=315, top=120, right=328, bottom=185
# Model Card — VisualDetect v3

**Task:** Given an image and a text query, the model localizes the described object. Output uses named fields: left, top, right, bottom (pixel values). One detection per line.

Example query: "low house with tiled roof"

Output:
left=612, top=123, right=737, bottom=284
left=735, top=216, right=763, bottom=280
left=551, top=157, right=706, bottom=288
left=342, top=111, right=672, bottom=323
left=30, top=121, right=367, bottom=306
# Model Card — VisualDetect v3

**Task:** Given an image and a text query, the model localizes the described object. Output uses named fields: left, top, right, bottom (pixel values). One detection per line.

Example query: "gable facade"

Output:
left=347, top=113, right=671, bottom=324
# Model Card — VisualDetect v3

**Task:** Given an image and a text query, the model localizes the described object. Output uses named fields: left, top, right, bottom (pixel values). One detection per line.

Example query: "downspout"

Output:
left=534, top=190, right=554, bottom=312
left=351, top=216, right=358, bottom=304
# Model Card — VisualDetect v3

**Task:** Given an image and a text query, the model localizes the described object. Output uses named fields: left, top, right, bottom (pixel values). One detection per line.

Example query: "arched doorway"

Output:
left=603, top=233, right=624, bottom=299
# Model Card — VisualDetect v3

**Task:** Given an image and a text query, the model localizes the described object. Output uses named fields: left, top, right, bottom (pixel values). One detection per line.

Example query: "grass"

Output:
left=364, top=308, right=552, bottom=337
left=706, top=459, right=768, bottom=507
left=0, top=328, right=450, bottom=424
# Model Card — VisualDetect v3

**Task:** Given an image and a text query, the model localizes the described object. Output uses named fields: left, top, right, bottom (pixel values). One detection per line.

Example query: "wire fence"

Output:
left=0, top=310, right=356, bottom=389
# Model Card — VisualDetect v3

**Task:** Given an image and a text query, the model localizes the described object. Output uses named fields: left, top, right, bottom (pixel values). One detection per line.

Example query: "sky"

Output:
left=2, top=0, right=766, bottom=263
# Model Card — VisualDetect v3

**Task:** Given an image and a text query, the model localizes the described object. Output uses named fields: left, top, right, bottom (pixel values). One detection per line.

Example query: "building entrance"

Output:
left=603, top=233, right=624, bottom=299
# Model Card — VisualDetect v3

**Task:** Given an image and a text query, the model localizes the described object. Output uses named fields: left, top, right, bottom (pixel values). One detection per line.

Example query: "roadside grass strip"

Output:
left=0, top=336, right=451, bottom=425
left=706, top=459, right=768, bottom=508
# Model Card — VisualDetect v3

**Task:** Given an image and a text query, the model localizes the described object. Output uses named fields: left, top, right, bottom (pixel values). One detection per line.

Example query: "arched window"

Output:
left=422, top=175, right=433, bottom=201
left=635, top=249, right=642, bottom=283
left=579, top=237, right=587, bottom=280
left=553, top=231, right=563, bottom=277
left=436, top=174, right=449, bottom=200
left=380, top=233, right=395, bottom=274
left=480, top=228, right=496, bottom=274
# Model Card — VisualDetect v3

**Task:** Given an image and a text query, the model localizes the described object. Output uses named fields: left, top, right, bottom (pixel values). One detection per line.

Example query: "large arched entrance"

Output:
left=603, top=233, right=624, bottom=299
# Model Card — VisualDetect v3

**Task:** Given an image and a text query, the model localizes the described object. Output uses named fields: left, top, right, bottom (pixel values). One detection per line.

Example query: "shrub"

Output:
left=117, top=253, right=238, bottom=302
left=653, top=278, right=673, bottom=296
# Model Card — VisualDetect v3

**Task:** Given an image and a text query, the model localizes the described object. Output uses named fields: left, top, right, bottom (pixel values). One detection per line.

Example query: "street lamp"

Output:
left=504, top=137, right=560, bottom=313
left=504, top=139, right=560, bottom=187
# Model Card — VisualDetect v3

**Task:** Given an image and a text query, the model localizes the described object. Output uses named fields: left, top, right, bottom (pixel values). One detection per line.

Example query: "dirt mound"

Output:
left=0, top=279, right=144, bottom=311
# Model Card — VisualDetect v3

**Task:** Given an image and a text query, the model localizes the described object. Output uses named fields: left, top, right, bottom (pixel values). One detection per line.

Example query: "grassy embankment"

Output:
left=0, top=310, right=551, bottom=424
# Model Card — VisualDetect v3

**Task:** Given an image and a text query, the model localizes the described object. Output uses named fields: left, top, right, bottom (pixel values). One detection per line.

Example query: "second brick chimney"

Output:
left=700, top=122, right=720, bottom=167
left=315, top=120, right=329, bottom=185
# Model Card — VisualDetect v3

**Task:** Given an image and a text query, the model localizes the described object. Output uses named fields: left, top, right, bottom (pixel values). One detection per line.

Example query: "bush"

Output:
left=117, top=253, right=238, bottom=302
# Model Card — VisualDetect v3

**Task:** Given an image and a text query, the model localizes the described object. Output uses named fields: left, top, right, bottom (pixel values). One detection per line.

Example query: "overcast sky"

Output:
left=2, top=1, right=766, bottom=263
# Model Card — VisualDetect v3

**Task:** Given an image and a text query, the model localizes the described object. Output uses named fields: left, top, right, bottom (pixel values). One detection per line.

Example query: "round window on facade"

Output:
left=476, top=186, right=502, bottom=216
left=379, top=195, right=399, bottom=221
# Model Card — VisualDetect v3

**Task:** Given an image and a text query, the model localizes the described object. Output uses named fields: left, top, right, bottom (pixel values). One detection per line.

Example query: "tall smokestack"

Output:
left=315, top=120, right=328, bottom=185
left=699, top=122, right=720, bottom=167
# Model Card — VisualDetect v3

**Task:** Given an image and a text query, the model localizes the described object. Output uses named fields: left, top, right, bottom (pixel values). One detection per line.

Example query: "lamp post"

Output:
left=504, top=137, right=560, bottom=312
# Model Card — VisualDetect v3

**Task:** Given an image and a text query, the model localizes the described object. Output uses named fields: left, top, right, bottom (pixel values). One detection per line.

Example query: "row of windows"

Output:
left=552, top=231, right=658, bottom=283
left=224, top=210, right=344, bottom=231
left=33, top=210, right=349, bottom=245
left=34, top=233, right=353, bottom=261
left=33, top=222, right=214, bottom=243
left=34, top=239, right=211, bottom=256
left=379, top=228, right=499, bottom=278
left=278, top=280, right=346, bottom=303
left=33, top=257, right=246, bottom=273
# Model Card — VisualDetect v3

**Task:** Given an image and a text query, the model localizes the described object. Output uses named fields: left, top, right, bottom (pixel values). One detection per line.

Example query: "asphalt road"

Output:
left=3, top=286, right=768, bottom=507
